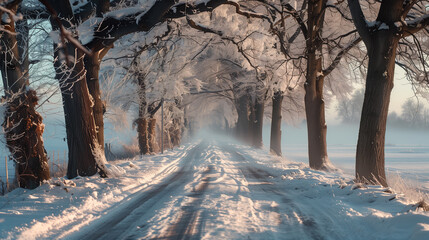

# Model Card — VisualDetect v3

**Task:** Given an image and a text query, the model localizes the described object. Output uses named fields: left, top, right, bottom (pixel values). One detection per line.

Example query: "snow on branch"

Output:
left=85, top=0, right=232, bottom=51
left=38, top=0, right=92, bottom=65
left=402, top=14, right=429, bottom=37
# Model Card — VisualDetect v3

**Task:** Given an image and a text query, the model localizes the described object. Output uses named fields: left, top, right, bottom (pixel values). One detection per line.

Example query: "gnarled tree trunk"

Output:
left=0, top=6, right=50, bottom=189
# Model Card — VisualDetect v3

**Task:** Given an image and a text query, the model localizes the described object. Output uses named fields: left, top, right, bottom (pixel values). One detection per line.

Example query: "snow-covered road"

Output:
left=1, top=137, right=429, bottom=239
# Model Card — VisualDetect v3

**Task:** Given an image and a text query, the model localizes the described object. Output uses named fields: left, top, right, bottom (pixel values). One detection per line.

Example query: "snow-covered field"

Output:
left=1, top=135, right=428, bottom=239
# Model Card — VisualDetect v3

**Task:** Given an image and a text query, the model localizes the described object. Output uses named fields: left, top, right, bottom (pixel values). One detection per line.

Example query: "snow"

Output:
left=77, top=18, right=102, bottom=46
left=378, top=22, right=389, bottom=30
left=1, top=13, right=10, bottom=24
left=0, top=134, right=428, bottom=239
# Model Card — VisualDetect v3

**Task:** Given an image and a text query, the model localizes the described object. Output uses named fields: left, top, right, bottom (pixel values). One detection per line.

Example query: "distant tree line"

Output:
left=338, top=89, right=429, bottom=129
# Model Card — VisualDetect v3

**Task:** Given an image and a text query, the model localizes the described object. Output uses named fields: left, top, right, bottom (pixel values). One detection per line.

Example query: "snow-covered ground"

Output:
left=1, top=134, right=429, bottom=239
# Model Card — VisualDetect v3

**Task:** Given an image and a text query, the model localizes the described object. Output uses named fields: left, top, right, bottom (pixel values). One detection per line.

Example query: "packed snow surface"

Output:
left=1, top=135, right=428, bottom=239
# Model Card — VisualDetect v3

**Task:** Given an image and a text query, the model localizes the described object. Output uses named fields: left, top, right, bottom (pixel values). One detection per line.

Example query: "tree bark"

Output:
left=355, top=23, right=400, bottom=187
left=84, top=0, right=112, bottom=150
left=270, top=91, right=283, bottom=156
left=0, top=6, right=50, bottom=189
left=356, top=43, right=396, bottom=186
left=304, top=0, right=331, bottom=170
left=137, top=118, right=150, bottom=155
left=85, top=52, right=105, bottom=149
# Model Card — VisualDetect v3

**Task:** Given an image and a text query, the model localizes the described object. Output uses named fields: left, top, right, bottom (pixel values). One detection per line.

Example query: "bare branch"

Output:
left=347, top=0, right=371, bottom=46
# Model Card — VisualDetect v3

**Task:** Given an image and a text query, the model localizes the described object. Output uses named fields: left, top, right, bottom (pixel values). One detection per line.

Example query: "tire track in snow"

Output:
left=69, top=142, right=207, bottom=240
left=154, top=165, right=214, bottom=239
left=220, top=144, right=326, bottom=240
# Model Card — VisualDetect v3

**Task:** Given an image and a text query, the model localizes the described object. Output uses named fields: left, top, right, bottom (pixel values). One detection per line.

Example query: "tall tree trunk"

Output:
left=304, top=0, right=331, bottom=170
left=349, top=0, right=405, bottom=187
left=270, top=91, right=283, bottom=156
left=252, top=97, right=264, bottom=148
left=356, top=31, right=399, bottom=188
left=0, top=6, right=50, bottom=189
left=46, top=0, right=106, bottom=178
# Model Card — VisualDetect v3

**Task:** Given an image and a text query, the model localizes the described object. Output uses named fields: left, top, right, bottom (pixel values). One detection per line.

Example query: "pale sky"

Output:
left=326, top=67, right=429, bottom=125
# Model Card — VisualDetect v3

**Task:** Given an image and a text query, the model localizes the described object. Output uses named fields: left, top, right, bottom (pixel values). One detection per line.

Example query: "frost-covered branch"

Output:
left=38, top=0, right=92, bottom=65
left=86, top=0, right=234, bottom=51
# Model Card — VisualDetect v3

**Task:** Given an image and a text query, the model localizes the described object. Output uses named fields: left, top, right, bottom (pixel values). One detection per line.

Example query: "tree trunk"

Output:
left=148, top=118, right=159, bottom=153
left=57, top=49, right=103, bottom=178
left=46, top=0, right=106, bottom=178
left=304, top=0, right=331, bottom=170
left=356, top=34, right=399, bottom=187
left=171, top=118, right=182, bottom=147
left=305, top=73, right=329, bottom=169
left=235, top=93, right=250, bottom=142
left=3, top=91, right=50, bottom=189
left=349, top=0, right=404, bottom=187
left=80, top=0, right=113, bottom=151
left=84, top=1, right=112, bottom=150
left=0, top=7, right=50, bottom=189
left=252, top=97, right=264, bottom=148
left=85, top=52, right=105, bottom=149
left=270, top=91, right=283, bottom=156
left=137, top=118, right=150, bottom=155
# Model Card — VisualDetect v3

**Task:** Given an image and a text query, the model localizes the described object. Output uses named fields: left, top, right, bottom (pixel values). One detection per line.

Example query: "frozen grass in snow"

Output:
left=387, top=171, right=429, bottom=203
